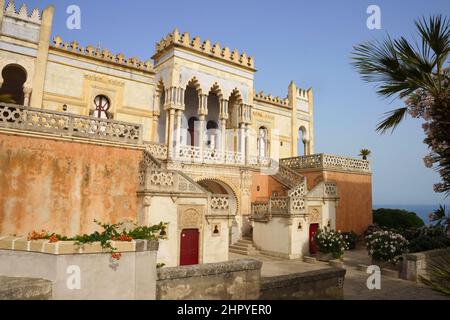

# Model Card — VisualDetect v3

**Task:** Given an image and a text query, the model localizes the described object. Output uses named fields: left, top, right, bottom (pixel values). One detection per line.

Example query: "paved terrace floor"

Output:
left=229, top=247, right=450, bottom=300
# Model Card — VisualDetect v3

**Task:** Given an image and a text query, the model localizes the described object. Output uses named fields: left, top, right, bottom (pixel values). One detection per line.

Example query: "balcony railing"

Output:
left=280, top=154, right=371, bottom=173
left=0, top=103, right=142, bottom=145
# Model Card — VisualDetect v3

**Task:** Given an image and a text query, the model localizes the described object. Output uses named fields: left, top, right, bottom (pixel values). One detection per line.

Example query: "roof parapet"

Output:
left=4, top=0, right=41, bottom=24
left=154, top=29, right=255, bottom=71
left=52, top=36, right=154, bottom=73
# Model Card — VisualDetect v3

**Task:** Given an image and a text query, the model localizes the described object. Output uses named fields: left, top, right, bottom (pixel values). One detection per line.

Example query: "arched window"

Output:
left=206, top=120, right=218, bottom=149
left=257, top=127, right=269, bottom=158
left=0, top=64, right=27, bottom=105
left=298, top=126, right=308, bottom=156
left=188, top=117, right=198, bottom=146
left=92, top=95, right=111, bottom=119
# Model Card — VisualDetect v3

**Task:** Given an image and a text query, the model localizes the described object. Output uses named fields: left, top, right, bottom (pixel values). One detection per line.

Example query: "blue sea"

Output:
left=373, top=204, right=450, bottom=224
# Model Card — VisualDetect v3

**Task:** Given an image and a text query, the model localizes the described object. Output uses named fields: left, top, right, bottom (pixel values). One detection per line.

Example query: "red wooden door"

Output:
left=309, top=223, right=319, bottom=255
left=180, top=229, right=199, bottom=266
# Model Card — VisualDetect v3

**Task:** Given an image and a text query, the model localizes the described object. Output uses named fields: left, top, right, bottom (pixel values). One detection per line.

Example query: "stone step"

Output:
left=229, top=247, right=249, bottom=255
left=241, top=238, right=253, bottom=243
left=229, top=244, right=257, bottom=252
left=231, top=243, right=253, bottom=250
left=303, top=256, right=317, bottom=264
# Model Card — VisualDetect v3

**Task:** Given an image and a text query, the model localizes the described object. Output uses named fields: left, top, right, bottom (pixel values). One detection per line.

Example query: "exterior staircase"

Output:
left=229, top=237, right=258, bottom=256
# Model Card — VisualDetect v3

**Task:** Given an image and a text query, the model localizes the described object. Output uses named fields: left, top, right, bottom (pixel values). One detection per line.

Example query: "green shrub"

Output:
left=373, top=208, right=425, bottom=230
left=342, top=231, right=358, bottom=250
left=408, top=235, right=450, bottom=253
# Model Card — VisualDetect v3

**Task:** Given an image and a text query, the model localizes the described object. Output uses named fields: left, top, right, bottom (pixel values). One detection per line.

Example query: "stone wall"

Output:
left=0, top=276, right=52, bottom=300
left=0, top=131, right=143, bottom=236
left=260, top=268, right=346, bottom=300
left=400, top=248, right=450, bottom=282
left=157, top=259, right=262, bottom=300
left=0, top=238, right=158, bottom=300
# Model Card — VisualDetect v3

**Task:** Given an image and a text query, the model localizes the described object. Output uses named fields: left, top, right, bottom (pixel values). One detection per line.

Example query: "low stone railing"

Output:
left=400, top=248, right=450, bottom=282
left=251, top=195, right=306, bottom=220
left=280, top=154, right=371, bottom=173
left=0, top=103, right=142, bottom=145
left=0, top=237, right=158, bottom=300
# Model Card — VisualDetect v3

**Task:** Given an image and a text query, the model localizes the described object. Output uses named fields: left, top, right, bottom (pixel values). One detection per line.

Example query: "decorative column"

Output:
left=175, top=110, right=183, bottom=157
left=167, top=109, right=176, bottom=159
left=152, top=114, right=159, bottom=143
left=239, top=123, right=245, bottom=162
left=23, top=88, right=32, bottom=107
left=245, top=124, right=250, bottom=165
left=219, top=99, right=228, bottom=161
left=198, top=94, right=208, bottom=163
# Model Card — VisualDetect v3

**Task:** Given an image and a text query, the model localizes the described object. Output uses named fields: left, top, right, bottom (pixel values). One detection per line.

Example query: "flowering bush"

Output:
left=314, top=228, right=349, bottom=259
left=365, top=230, right=409, bottom=263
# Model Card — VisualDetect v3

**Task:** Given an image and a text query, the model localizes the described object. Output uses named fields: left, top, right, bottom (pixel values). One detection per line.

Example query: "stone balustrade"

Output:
left=280, top=154, right=371, bottom=173
left=0, top=104, right=142, bottom=145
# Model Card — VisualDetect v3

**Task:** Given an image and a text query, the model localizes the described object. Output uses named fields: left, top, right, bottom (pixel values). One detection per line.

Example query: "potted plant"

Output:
left=314, top=228, right=349, bottom=261
left=365, top=230, right=409, bottom=269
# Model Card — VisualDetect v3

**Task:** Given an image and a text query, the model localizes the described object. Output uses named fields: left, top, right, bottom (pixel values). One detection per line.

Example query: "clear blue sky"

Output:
left=25, top=0, right=450, bottom=205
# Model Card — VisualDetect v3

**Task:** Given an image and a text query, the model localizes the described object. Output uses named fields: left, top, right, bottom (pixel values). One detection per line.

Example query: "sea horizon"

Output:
left=373, top=204, right=450, bottom=224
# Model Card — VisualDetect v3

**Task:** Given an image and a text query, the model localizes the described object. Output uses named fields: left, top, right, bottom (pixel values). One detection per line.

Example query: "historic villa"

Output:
left=0, top=1, right=372, bottom=267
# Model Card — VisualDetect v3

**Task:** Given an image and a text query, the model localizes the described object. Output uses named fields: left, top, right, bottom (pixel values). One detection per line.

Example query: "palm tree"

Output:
left=351, top=15, right=450, bottom=195
left=420, top=256, right=450, bottom=297
left=0, top=93, right=15, bottom=103
left=359, top=149, right=371, bottom=160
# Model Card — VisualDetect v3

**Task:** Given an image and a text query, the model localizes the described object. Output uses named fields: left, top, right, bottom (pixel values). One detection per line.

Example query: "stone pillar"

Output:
left=245, top=124, right=250, bottom=165
left=30, top=5, right=54, bottom=108
left=175, top=109, right=183, bottom=157
left=23, top=88, right=32, bottom=107
left=152, top=114, right=159, bottom=143
left=164, top=111, right=169, bottom=145
left=239, top=123, right=245, bottom=162
left=219, top=99, right=228, bottom=161
left=0, top=1, right=4, bottom=31
left=167, top=109, right=175, bottom=158
left=198, top=94, right=208, bottom=162
left=220, top=119, right=227, bottom=160
left=307, top=88, right=315, bottom=155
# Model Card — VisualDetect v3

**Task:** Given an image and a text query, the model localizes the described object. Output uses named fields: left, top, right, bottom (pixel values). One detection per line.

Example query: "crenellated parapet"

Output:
left=254, top=91, right=289, bottom=108
left=153, top=29, right=255, bottom=71
left=3, top=0, right=41, bottom=24
left=52, top=36, right=154, bottom=73
left=297, top=88, right=309, bottom=101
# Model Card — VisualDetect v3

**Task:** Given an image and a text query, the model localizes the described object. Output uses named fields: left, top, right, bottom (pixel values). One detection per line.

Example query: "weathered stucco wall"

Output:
left=251, top=172, right=287, bottom=202
left=300, top=170, right=372, bottom=235
left=0, top=132, right=143, bottom=236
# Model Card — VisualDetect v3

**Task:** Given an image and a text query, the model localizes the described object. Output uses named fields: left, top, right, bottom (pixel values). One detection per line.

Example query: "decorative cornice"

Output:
left=4, top=1, right=41, bottom=25
left=153, top=29, right=255, bottom=71
left=52, top=36, right=154, bottom=73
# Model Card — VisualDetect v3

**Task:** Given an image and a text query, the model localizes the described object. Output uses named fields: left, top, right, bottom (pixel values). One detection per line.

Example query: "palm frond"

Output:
left=376, top=107, right=409, bottom=134
left=420, top=256, right=450, bottom=297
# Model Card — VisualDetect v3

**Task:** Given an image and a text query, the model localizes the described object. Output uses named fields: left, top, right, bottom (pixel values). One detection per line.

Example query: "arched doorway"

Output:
left=0, top=64, right=27, bottom=105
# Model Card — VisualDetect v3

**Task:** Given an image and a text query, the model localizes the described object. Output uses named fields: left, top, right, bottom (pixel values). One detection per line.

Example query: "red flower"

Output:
left=49, top=235, right=59, bottom=243
left=111, top=252, right=122, bottom=260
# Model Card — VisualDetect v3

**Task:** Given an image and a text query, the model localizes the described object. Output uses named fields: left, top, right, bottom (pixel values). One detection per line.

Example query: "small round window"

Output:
left=93, top=95, right=110, bottom=119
